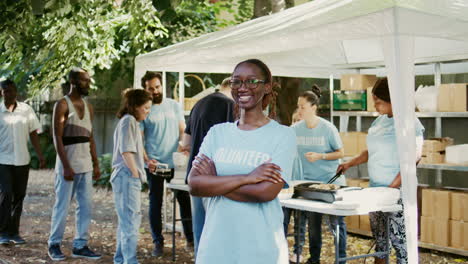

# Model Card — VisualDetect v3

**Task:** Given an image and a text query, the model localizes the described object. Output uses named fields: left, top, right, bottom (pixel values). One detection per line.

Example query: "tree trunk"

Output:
left=253, top=0, right=271, bottom=18
left=271, top=0, right=286, bottom=13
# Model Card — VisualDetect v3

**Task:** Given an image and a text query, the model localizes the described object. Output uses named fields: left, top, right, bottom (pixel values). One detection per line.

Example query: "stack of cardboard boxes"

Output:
left=339, top=74, right=378, bottom=111
left=340, top=132, right=367, bottom=157
left=420, top=137, right=453, bottom=164
left=344, top=178, right=371, bottom=232
left=420, top=189, right=468, bottom=249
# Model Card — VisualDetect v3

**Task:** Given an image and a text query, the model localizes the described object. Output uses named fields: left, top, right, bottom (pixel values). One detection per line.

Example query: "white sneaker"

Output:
left=289, top=253, right=304, bottom=263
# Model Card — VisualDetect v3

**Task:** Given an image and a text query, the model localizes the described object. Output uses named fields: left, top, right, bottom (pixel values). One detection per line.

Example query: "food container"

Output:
left=293, top=182, right=361, bottom=203
left=333, top=90, right=367, bottom=111
left=154, top=163, right=172, bottom=178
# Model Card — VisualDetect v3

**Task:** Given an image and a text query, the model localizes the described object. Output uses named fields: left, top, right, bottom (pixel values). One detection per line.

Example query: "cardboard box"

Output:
left=420, top=152, right=445, bottom=164
left=346, top=178, right=366, bottom=187
left=359, top=215, right=371, bottom=232
left=367, top=87, right=376, bottom=112
left=434, top=189, right=451, bottom=219
left=422, top=189, right=434, bottom=217
left=341, top=74, right=377, bottom=91
left=345, top=215, right=360, bottom=230
left=464, top=222, right=468, bottom=250
left=450, top=220, right=465, bottom=249
left=340, top=132, right=367, bottom=157
left=422, top=137, right=454, bottom=154
left=451, top=191, right=468, bottom=221
left=358, top=180, right=369, bottom=188
left=420, top=216, right=433, bottom=243
left=433, top=218, right=450, bottom=247
left=438, top=83, right=468, bottom=112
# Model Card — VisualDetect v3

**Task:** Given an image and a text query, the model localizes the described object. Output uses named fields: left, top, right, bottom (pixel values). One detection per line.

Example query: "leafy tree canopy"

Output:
left=0, top=0, right=252, bottom=97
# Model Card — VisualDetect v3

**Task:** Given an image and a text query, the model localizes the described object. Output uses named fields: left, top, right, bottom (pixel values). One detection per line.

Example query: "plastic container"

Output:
left=333, top=90, right=367, bottom=111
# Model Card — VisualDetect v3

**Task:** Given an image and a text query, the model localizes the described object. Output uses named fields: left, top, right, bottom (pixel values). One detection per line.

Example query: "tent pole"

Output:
left=163, top=71, right=167, bottom=99
left=179, top=72, right=185, bottom=111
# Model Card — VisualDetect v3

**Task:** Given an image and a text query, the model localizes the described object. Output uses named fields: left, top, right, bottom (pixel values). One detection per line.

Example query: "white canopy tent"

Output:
left=135, top=0, right=468, bottom=262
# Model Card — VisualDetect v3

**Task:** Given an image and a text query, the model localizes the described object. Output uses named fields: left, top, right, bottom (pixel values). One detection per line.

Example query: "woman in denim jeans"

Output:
left=111, top=89, right=152, bottom=264
left=290, top=86, right=347, bottom=264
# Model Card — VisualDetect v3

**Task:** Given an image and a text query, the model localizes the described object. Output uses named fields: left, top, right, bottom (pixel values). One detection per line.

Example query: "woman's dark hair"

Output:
left=141, top=71, right=162, bottom=89
left=300, top=84, right=322, bottom=106
left=117, top=89, right=152, bottom=119
left=233, top=58, right=277, bottom=118
left=372, top=77, right=391, bottom=103
left=0, top=79, right=16, bottom=90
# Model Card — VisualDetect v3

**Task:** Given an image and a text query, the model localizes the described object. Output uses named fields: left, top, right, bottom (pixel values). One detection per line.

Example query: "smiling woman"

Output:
left=187, top=59, right=296, bottom=264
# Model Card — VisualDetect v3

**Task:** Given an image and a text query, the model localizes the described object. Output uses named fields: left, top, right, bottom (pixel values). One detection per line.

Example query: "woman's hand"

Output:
left=305, top=152, right=322, bottom=163
left=246, top=160, right=283, bottom=184
left=193, top=154, right=217, bottom=176
left=337, top=161, right=353, bottom=173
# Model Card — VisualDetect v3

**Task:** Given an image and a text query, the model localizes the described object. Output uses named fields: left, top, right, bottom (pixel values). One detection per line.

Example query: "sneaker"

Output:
left=185, top=241, right=194, bottom=251
left=48, top=244, right=65, bottom=261
left=289, top=253, right=304, bottom=263
left=152, top=242, right=164, bottom=257
left=9, top=235, right=26, bottom=244
left=0, top=235, right=9, bottom=245
left=72, top=246, right=101, bottom=260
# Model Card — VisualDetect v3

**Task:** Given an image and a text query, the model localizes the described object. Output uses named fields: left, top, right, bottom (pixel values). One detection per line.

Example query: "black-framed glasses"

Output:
left=229, top=79, right=265, bottom=89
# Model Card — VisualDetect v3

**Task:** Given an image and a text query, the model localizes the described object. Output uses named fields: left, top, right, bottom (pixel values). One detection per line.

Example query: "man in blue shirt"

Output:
left=141, top=72, right=193, bottom=257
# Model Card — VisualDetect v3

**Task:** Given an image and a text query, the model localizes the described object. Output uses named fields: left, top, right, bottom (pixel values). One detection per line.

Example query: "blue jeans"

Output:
left=48, top=172, right=92, bottom=249
left=308, top=213, right=347, bottom=263
left=112, top=169, right=142, bottom=264
left=283, top=208, right=307, bottom=254
left=191, top=196, right=206, bottom=256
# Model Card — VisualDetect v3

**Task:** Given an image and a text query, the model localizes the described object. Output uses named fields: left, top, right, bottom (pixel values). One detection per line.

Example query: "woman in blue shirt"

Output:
left=289, top=86, right=347, bottom=264
left=338, top=78, right=424, bottom=264
left=188, top=59, right=296, bottom=264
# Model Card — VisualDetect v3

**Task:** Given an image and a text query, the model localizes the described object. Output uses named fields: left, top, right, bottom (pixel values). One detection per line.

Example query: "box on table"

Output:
left=358, top=180, right=369, bottom=188
left=359, top=215, right=371, bottom=232
left=345, top=215, right=360, bottom=230
left=340, top=132, right=367, bottom=157
left=420, top=152, right=445, bottom=164
left=433, top=218, right=451, bottom=247
left=341, top=74, right=377, bottom=91
left=451, top=191, right=468, bottom=221
left=420, top=216, right=433, bottom=243
left=333, top=90, right=367, bottom=111
left=437, top=83, right=468, bottom=112
left=367, top=87, right=376, bottom=112
left=446, top=144, right=468, bottom=165
left=450, top=220, right=465, bottom=249
left=422, top=137, right=454, bottom=154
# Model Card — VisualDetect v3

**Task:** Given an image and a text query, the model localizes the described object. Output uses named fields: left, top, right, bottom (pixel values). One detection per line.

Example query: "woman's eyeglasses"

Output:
left=229, top=79, right=265, bottom=89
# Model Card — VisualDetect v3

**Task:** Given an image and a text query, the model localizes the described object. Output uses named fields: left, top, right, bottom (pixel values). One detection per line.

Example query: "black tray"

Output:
left=293, top=183, right=354, bottom=203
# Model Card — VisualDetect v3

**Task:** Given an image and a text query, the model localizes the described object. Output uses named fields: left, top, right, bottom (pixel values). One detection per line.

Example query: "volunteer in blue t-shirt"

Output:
left=288, top=86, right=347, bottom=264
left=188, top=59, right=296, bottom=264
left=338, top=77, right=424, bottom=264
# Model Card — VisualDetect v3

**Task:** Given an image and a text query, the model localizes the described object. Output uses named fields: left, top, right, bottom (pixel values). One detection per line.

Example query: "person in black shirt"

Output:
left=180, top=77, right=234, bottom=255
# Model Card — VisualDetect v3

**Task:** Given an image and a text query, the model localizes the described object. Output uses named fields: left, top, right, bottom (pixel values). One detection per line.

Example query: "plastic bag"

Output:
left=415, top=84, right=438, bottom=112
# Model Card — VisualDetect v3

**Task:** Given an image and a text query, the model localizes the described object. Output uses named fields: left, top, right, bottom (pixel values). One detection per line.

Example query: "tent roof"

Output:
left=135, top=0, right=468, bottom=82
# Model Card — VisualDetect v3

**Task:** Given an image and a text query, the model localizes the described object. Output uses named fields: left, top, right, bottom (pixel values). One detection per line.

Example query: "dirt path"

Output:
left=0, top=170, right=465, bottom=263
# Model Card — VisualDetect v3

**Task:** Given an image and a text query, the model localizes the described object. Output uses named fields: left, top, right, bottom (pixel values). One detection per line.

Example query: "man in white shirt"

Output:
left=0, top=79, right=45, bottom=245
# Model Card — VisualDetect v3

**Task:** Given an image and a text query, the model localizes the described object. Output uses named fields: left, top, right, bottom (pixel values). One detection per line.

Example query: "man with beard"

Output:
left=48, top=68, right=101, bottom=261
left=140, top=71, right=193, bottom=257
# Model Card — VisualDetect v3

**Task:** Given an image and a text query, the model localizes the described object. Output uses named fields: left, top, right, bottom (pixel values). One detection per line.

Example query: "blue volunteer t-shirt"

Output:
left=141, top=98, right=184, bottom=168
left=196, top=120, right=296, bottom=264
left=292, top=118, right=345, bottom=185
left=367, top=115, right=424, bottom=187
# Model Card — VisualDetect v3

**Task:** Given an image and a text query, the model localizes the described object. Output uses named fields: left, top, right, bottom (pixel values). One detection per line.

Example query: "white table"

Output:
left=281, top=198, right=402, bottom=264
left=166, top=183, right=190, bottom=262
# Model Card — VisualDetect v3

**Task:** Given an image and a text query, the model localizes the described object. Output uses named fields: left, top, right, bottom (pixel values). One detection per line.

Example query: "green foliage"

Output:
left=0, top=0, right=167, bottom=96
left=28, top=132, right=56, bottom=169
left=94, top=153, right=113, bottom=189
